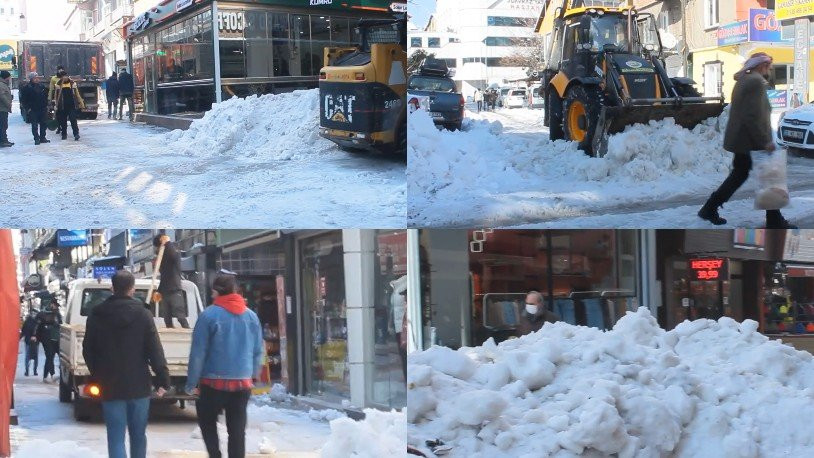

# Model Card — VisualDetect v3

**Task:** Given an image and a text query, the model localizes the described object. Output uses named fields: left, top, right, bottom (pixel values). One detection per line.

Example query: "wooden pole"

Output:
left=147, top=243, right=166, bottom=316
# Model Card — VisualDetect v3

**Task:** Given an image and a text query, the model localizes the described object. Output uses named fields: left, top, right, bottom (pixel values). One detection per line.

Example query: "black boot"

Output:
left=698, top=198, right=727, bottom=225
left=40, top=137, right=50, bottom=143
left=766, top=211, right=797, bottom=229
left=34, top=139, right=40, bottom=145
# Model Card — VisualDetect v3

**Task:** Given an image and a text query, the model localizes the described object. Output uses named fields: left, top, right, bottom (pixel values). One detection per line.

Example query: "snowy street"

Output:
left=407, top=105, right=814, bottom=228
left=11, top=342, right=338, bottom=457
left=0, top=90, right=406, bottom=228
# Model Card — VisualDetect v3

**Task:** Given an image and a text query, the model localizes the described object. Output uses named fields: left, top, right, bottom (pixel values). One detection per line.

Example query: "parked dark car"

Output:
left=407, top=58, right=464, bottom=131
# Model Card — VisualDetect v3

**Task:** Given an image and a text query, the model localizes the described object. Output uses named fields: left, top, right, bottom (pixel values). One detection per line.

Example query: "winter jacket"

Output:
left=34, top=308, right=62, bottom=342
left=0, top=79, right=12, bottom=113
left=105, top=76, right=120, bottom=100
left=118, top=71, right=134, bottom=95
left=158, top=242, right=183, bottom=294
left=48, top=75, right=61, bottom=103
left=517, top=309, right=560, bottom=337
left=20, top=81, right=49, bottom=114
left=54, top=79, right=85, bottom=112
left=474, top=90, right=483, bottom=102
left=82, top=294, right=170, bottom=401
left=186, top=294, right=263, bottom=393
left=723, top=71, right=773, bottom=155
left=20, top=315, right=38, bottom=341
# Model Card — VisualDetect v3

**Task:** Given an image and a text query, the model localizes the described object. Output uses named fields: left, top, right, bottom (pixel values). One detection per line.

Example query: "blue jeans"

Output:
left=102, top=397, right=150, bottom=458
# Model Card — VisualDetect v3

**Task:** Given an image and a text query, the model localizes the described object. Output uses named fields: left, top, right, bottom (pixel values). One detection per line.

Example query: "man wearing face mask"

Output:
left=517, top=291, right=560, bottom=337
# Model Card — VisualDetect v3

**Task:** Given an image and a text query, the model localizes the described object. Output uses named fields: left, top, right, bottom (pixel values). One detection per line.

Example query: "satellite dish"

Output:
left=660, top=31, right=678, bottom=49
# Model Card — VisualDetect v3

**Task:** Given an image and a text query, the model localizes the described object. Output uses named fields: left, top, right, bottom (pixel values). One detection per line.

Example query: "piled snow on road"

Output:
left=166, top=89, right=335, bottom=161
left=408, top=307, right=814, bottom=457
left=16, top=439, right=104, bottom=458
left=407, top=107, right=735, bottom=226
left=321, top=409, right=406, bottom=458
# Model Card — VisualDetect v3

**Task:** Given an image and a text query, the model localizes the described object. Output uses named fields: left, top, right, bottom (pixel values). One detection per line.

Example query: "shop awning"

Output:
left=786, top=264, right=814, bottom=277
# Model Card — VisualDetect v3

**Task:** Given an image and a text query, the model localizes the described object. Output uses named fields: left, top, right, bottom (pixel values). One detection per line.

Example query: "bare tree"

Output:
left=408, top=49, right=435, bottom=73
left=499, top=36, right=546, bottom=77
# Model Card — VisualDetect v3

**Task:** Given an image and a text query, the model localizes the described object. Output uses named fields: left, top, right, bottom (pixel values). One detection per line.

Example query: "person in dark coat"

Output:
left=516, top=291, right=560, bottom=337
left=0, top=70, right=13, bottom=148
left=54, top=72, right=85, bottom=141
left=118, top=68, right=135, bottom=121
left=19, top=72, right=51, bottom=145
left=20, top=308, right=40, bottom=376
left=153, top=234, right=189, bottom=328
left=106, top=72, right=120, bottom=119
left=34, top=299, right=62, bottom=382
left=698, top=52, right=795, bottom=229
left=82, top=270, right=170, bottom=458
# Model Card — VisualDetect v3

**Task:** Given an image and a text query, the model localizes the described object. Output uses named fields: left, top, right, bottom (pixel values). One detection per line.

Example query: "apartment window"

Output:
left=1, top=8, right=4, bottom=15
left=484, top=36, right=529, bottom=47
left=410, top=37, right=422, bottom=48
left=427, top=37, right=440, bottom=48
left=703, top=62, right=722, bottom=97
left=704, top=0, right=718, bottom=28
left=487, top=16, right=535, bottom=27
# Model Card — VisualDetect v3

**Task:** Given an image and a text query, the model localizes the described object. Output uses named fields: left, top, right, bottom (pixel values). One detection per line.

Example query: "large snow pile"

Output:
left=166, top=89, right=335, bottom=161
left=408, top=307, right=814, bottom=457
left=321, top=409, right=406, bottom=458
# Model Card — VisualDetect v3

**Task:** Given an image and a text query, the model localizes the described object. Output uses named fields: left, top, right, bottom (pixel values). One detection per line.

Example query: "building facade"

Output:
left=408, top=0, right=546, bottom=98
left=123, top=0, right=403, bottom=116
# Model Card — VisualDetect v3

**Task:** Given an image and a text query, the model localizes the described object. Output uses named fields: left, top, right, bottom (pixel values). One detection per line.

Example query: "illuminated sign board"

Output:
left=689, top=258, right=728, bottom=281
left=776, top=0, right=814, bottom=21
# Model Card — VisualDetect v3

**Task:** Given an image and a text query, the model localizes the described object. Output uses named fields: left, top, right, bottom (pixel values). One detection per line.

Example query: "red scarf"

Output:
left=213, top=293, right=247, bottom=315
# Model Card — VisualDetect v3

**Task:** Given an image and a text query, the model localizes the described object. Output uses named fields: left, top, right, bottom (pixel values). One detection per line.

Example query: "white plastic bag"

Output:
left=753, top=149, right=789, bottom=210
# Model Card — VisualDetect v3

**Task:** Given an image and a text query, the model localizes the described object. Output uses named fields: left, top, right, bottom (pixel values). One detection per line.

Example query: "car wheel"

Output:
left=74, top=398, right=92, bottom=422
left=59, top=369, right=72, bottom=403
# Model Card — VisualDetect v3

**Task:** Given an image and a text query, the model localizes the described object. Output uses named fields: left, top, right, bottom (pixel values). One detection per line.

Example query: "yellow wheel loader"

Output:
left=540, top=2, right=725, bottom=156
left=319, top=14, right=407, bottom=155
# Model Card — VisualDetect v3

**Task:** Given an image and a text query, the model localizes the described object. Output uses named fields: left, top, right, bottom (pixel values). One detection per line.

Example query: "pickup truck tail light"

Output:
left=319, top=72, right=327, bottom=80
left=459, top=96, right=465, bottom=107
left=84, top=383, right=102, bottom=398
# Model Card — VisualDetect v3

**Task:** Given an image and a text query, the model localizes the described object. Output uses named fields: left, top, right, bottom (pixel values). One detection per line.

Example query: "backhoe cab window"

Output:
left=408, top=76, right=456, bottom=93
left=589, top=16, right=630, bottom=52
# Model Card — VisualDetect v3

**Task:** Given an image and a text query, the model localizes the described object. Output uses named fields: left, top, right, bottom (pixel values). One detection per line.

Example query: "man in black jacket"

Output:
left=153, top=234, right=189, bottom=328
left=118, top=68, right=135, bottom=121
left=20, top=72, right=51, bottom=145
left=34, top=299, right=62, bottom=382
left=19, top=308, right=39, bottom=376
left=106, top=72, right=120, bottom=119
left=83, top=270, right=170, bottom=458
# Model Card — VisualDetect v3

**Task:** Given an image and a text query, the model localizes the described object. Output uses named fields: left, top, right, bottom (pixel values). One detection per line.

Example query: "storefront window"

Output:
left=246, top=10, right=272, bottom=78
left=372, top=230, right=407, bottom=409
left=291, top=15, right=311, bottom=76
left=219, top=40, right=246, bottom=78
left=330, top=17, right=352, bottom=45
left=301, top=232, right=348, bottom=401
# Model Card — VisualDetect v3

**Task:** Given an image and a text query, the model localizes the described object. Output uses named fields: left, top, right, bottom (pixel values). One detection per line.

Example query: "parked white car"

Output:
left=506, top=89, right=527, bottom=109
left=777, top=103, right=814, bottom=152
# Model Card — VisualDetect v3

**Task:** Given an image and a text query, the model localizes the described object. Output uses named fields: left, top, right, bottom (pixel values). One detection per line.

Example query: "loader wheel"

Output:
left=563, top=85, right=602, bottom=155
left=547, top=91, right=564, bottom=141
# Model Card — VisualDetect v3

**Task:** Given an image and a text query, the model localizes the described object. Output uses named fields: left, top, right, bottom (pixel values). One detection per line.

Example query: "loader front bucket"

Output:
left=592, top=100, right=726, bottom=157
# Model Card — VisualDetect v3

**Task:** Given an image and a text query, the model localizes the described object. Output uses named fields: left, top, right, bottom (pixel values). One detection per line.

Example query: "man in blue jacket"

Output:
left=186, top=273, right=263, bottom=458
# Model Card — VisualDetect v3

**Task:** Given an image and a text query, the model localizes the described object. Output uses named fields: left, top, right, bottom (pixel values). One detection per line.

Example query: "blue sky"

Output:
left=409, top=0, right=435, bottom=29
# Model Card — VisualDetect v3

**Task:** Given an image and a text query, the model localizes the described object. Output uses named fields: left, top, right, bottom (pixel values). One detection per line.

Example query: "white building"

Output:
left=0, top=0, right=23, bottom=37
left=409, top=0, right=545, bottom=97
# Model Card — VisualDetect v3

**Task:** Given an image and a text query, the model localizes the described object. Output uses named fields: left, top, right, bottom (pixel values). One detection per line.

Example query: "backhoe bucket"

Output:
left=592, top=100, right=725, bottom=156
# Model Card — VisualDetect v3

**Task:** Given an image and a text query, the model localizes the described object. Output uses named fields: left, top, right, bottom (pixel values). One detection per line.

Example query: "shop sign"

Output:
left=218, top=10, right=245, bottom=37
left=768, top=89, right=788, bottom=108
left=132, top=12, right=151, bottom=32
left=93, top=265, right=117, bottom=279
left=776, top=0, right=814, bottom=21
left=390, top=2, right=407, bottom=13
left=176, top=0, right=194, bottom=12
left=0, top=41, right=16, bottom=73
left=689, top=258, right=728, bottom=281
left=57, top=229, right=89, bottom=247
left=749, top=9, right=784, bottom=42
left=717, top=21, right=749, bottom=46
left=793, top=18, right=810, bottom=101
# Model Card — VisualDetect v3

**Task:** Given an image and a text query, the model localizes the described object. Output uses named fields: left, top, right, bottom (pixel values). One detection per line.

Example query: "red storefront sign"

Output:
left=689, top=258, right=728, bottom=281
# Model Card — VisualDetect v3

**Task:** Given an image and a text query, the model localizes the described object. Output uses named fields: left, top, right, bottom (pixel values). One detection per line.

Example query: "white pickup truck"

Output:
left=59, top=278, right=204, bottom=420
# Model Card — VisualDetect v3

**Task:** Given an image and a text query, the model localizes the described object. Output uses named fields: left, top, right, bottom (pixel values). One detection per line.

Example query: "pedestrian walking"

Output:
left=517, top=291, right=560, bottom=337
left=0, top=70, right=13, bottom=148
left=19, top=72, right=51, bottom=145
left=153, top=234, right=190, bottom=328
left=49, top=65, right=65, bottom=136
left=34, top=299, right=62, bottom=382
left=20, top=308, right=39, bottom=376
left=54, top=72, right=85, bottom=141
left=698, top=52, right=796, bottom=229
left=474, top=89, right=483, bottom=113
left=186, top=274, right=263, bottom=458
left=106, top=72, right=120, bottom=119
left=118, top=68, right=135, bottom=121
left=82, top=270, right=170, bottom=458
